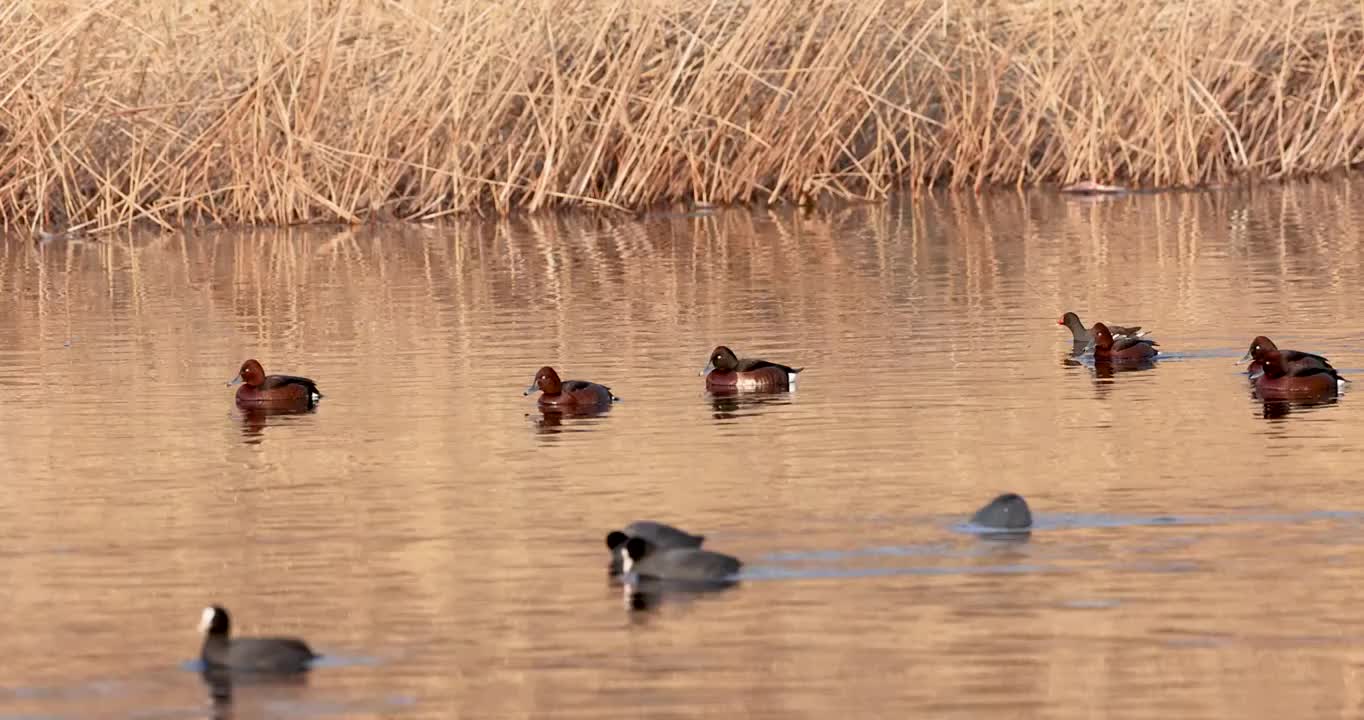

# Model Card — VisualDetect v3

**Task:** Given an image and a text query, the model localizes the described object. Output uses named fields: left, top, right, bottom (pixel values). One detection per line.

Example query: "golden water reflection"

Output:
left=1, top=180, right=1364, bottom=718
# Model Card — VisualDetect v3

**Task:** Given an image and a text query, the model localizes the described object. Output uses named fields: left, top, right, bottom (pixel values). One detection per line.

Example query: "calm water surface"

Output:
left=3, top=181, right=1364, bottom=718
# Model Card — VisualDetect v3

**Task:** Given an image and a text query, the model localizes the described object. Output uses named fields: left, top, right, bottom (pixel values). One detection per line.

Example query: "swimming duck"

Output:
left=228, top=359, right=322, bottom=410
left=524, top=366, right=618, bottom=408
left=1089, top=322, right=1158, bottom=361
left=1254, top=349, right=1345, bottom=401
left=701, top=345, right=801, bottom=392
left=1239, top=336, right=1334, bottom=377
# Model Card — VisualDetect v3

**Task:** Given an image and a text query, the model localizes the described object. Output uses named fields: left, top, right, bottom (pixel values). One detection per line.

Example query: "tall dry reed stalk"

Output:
left=3, top=0, right=1363, bottom=234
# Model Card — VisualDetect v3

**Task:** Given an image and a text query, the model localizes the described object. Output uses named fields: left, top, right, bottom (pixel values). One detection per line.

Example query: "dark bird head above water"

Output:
left=1090, top=322, right=1116, bottom=351
left=1259, top=349, right=1290, bottom=378
left=623, top=536, right=654, bottom=567
left=702, top=346, right=739, bottom=375
left=1240, top=335, right=1278, bottom=364
left=228, top=359, right=266, bottom=388
left=199, top=605, right=232, bottom=636
left=524, top=366, right=563, bottom=395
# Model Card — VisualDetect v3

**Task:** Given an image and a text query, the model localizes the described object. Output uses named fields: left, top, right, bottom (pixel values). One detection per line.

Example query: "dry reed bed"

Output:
left=3, top=0, right=1364, bottom=234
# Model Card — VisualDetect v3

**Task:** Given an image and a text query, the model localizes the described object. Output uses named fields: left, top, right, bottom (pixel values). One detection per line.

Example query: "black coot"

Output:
left=198, top=605, right=317, bottom=673
left=970, top=493, right=1033, bottom=530
left=605, top=521, right=705, bottom=574
left=621, top=536, right=741, bottom=582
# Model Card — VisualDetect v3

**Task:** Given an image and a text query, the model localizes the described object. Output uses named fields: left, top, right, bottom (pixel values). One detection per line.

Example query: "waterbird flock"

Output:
left=207, top=316, right=1346, bottom=682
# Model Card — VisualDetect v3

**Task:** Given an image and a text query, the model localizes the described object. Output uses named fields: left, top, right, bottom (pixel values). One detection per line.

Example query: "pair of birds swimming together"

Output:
left=198, top=493, right=1033, bottom=675
left=227, top=345, right=804, bottom=413
left=1058, top=311, right=1157, bottom=361
left=523, top=345, right=804, bottom=410
left=1059, top=311, right=1347, bottom=400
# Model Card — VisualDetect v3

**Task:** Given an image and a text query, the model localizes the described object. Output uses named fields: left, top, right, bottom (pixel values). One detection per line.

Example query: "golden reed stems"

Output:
left=4, top=0, right=1364, bottom=234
